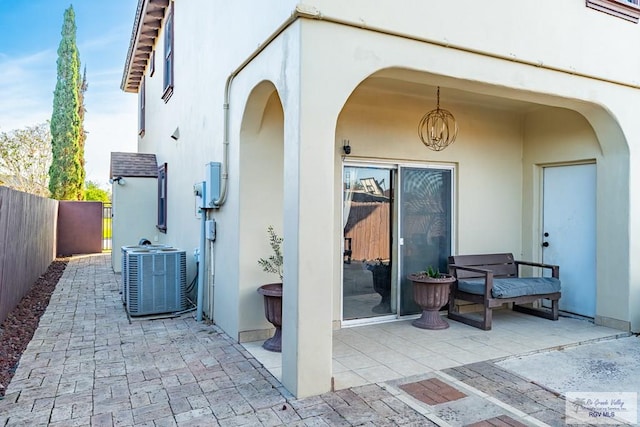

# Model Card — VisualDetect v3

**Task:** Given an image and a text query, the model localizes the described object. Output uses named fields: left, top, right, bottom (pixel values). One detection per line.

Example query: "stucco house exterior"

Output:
left=109, top=152, right=159, bottom=273
left=120, top=0, right=640, bottom=397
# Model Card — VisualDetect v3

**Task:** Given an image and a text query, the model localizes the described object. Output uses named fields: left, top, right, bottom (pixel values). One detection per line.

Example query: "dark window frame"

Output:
left=138, top=77, right=145, bottom=137
left=161, top=2, right=174, bottom=102
left=586, top=0, right=640, bottom=23
left=150, top=50, right=155, bottom=77
left=157, top=163, right=168, bottom=232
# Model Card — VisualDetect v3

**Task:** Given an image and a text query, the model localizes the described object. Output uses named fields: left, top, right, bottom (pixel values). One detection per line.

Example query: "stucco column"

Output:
left=281, top=81, right=335, bottom=398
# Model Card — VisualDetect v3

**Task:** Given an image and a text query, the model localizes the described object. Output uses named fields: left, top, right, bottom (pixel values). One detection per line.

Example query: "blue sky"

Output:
left=0, top=0, right=139, bottom=186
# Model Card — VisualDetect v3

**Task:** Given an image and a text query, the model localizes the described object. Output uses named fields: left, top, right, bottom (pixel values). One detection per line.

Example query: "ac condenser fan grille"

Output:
left=124, top=249, right=187, bottom=316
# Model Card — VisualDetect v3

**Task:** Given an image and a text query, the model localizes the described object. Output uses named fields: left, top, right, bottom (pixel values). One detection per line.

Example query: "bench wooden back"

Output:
left=448, top=253, right=518, bottom=279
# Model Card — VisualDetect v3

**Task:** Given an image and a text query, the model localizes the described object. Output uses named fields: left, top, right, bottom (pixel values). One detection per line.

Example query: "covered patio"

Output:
left=244, top=310, right=626, bottom=390
left=216, top=15, right=636, bottom=398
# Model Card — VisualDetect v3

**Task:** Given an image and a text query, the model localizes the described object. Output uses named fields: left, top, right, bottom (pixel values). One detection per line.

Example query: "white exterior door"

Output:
left=542, top=164, right=596, bottom=317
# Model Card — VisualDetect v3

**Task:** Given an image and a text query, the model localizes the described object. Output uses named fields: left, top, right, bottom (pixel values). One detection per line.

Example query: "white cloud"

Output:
left=0, top=35, right=137, bottom=184
left=84, top=97, right=138, bottom=186
left=1, top=1, right=141, bottom=189
left=79, top=33, right=120, bottom=53
left=0, top=50, right=56, bottom=130
left=0, top=45, right=138, bottom=186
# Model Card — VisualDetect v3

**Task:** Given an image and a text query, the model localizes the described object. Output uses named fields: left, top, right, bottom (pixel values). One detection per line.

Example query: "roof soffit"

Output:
left=121, top=0, right=170, bottom=93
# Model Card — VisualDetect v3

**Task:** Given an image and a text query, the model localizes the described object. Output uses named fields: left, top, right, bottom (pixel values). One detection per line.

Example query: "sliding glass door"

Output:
left=342, top=166, right=394, bottom=321
left=399, top=167, right=453, bottom=315
left=342, top=163, right=453, bottom=322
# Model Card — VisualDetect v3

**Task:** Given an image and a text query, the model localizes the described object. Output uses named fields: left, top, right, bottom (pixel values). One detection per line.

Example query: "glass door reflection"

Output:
left=342, top=166, right=395, bottom=320
left=399, top=167, right=452, bottom=316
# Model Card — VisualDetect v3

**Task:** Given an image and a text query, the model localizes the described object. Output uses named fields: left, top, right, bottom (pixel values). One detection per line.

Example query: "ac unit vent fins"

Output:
left=122, top=247, right=187, bottom=316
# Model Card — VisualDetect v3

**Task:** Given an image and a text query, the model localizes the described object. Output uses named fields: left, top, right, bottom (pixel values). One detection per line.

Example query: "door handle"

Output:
left=542, top=241, right=550, bottom=247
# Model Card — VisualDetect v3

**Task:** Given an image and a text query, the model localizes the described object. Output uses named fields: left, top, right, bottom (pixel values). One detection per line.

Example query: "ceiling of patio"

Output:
left=355, top=68, right=553, bottom=114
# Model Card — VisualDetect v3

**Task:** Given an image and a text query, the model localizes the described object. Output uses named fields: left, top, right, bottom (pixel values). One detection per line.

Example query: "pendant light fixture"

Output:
left=418, top=86, right=458, bottom=151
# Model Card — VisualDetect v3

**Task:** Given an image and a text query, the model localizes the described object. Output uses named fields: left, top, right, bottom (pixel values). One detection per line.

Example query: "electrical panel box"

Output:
left=205, top=162, right=221, bottom=208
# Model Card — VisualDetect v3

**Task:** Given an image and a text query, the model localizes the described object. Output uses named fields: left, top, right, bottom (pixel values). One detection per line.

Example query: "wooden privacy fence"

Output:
left=57, top=201, right=103, bottom=256
left=0, top=187, right=58, bottom=324
left=344, top=201, right=391, bottom=261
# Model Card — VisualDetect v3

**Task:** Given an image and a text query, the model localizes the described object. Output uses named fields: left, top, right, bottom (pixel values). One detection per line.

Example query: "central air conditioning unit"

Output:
left=121, top=244, right=171, bottom=303
left=124, top=248, right=187, bottom=316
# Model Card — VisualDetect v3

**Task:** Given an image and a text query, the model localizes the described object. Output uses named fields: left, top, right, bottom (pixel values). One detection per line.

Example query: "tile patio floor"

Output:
left=245, top=307, right=626, bottom=390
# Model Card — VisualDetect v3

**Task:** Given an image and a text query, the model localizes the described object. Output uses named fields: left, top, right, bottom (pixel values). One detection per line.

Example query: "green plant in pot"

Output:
left=257, top=226, right=283, bottom=352
left=407, top=265, right=456, bottom=330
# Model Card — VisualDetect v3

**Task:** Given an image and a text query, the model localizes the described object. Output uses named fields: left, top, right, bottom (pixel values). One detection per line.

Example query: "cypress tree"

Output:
left=49, top=5, right=85, bottom=200
left=78, top=66, right=88, bottom=189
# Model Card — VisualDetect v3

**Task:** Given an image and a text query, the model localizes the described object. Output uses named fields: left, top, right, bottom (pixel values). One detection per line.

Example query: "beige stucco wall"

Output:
left=306, top=0, right=640, bottom=86
left=290, top=18, right=635, bottom=335
left=334, top=88, right=528, bottom=322
left=238, top=88, right=285, bottom=342
left=334, top=87, right=626, bottom=329
left=521, top=108, right=602, bottom=261
left=111, top=177, right=159, bottom=273
left=521, top=108, right=630, bottom=328
left=129, top=0, right=640, bottom=397
left=133, top=0, right=640, bottom=333
left=135, top=0, right=298, bottom=313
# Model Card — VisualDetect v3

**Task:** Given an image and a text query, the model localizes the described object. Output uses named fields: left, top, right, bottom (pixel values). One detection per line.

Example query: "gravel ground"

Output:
left=0, top=258, right=68, bottom=397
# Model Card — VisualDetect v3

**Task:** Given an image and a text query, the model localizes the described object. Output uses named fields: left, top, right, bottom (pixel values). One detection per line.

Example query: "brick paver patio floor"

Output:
left=1, top=254, right=634, bottom=426
left=0, top=255, right=436, bottom=426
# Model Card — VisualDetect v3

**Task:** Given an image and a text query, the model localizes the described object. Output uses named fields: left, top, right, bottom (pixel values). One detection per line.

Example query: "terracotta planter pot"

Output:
left=257, top=283, right=282, bottom=352
left=407, top=273, right=456, bottom=330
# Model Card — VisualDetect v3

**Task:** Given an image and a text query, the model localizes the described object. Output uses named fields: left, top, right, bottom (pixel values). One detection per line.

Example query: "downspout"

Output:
left=212, top=5, right=320, bottom=208
left=213, top=3, right=639, bottom=208
left=197, top=183, right=206, bottom=322
left=207, top=5, right=315, bottom=324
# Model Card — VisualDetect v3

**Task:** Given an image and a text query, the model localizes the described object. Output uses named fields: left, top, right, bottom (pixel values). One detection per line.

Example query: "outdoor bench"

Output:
left=447, top=253, right=561, bottom=330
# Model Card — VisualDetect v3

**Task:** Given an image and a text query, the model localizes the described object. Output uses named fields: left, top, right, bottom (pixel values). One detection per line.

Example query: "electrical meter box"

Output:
left=205, top=162, right=221, bottom=208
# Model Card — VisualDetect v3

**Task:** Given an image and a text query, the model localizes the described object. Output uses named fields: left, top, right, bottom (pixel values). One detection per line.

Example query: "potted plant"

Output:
left=365, top=258, right=392, bottom=313
left=257, top=226, right=283, bottom=352
left=407, top=266, right=456, bottom=330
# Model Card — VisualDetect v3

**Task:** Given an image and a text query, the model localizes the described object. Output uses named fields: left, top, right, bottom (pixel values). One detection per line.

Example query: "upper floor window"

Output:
left=138, top=77, right=145, bottom=136
left=157, top=163, right=168, bottom=232
left=586, top=0, right=640, bottom=23
left=150, top=50, right=155, bottom=77
left=162, top=2, right=174, bottom=102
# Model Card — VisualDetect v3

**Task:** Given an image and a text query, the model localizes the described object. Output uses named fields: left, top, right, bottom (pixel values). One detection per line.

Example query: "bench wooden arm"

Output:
left=448, top=264, right=494, bottom=300
left=514, top=260, right=560, bottom=278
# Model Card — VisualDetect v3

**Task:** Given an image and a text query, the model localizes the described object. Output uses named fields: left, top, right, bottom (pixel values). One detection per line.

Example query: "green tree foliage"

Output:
left=257, top=226, right=284, bottom=281
left=84, top=180, right=110, bottom=202
left=0, top=123, right=52, bottom=197
left=78, top=66, right=88, bottom=180
left=49, top=5, right=85, bottom=200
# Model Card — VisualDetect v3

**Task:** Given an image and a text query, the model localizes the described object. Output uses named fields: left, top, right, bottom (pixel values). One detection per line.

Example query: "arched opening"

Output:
left=237, top=81, right=285, bottom=344
left=334, top=67, right=628, bottom=328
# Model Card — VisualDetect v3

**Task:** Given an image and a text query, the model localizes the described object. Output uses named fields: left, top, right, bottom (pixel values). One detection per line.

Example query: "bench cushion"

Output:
left=457, top=277, right=561, bottom=298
